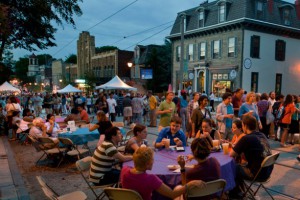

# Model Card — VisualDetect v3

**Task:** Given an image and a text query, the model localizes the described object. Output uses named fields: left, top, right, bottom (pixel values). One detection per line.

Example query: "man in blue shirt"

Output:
left=155, top=116, right=186, bottom=148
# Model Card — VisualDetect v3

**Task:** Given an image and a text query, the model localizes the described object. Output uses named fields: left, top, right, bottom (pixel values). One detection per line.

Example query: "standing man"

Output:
left=33, top=93, right=43, bottom=117
left=43, top=92, right=53, bottom=115
left=216, top=92, right=234, bottom=140
left=131, top=93, right=143, bottom=124
left=157, top=91, right=176, bottom=132
left=123, top=93, right=132, bottom=125
left=232, top=88, right=244, bottom=117
left=148, top=91, right=157, bottom=127
left=186, top=92, right=200, bottom=138
left=107, top=92, right=117, bottom=122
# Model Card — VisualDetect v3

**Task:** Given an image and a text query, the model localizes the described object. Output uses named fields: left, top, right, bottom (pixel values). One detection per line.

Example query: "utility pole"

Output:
left=179, top=14, right=185, bottom=91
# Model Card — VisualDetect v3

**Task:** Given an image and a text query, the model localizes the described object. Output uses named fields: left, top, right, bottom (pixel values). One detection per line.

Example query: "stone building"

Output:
left=91, top=49, right=133, bottom=84
left=168, top=0, right=300, bottom=96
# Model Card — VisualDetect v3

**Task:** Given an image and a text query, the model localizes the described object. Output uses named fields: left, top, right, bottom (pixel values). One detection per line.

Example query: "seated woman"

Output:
left=230, top=119, right=245, bottom=147
left=64, top=107, right=81, bottom=123
left=45, top=114, right=60, bottom=138
left=179, top=137, right=221, bottom=199
left=89, top=111, right=112, bottom=147
left=29, top=117, right=59, bottom=145
left=10, top=111, right=22, bottom=140
left=16, top=108, right=35, bottom=134
left=195, top=118, right=221, bottom=147
left=121, top=147, right=205, bottom=200
left=125, top=124, right=148, bottom=154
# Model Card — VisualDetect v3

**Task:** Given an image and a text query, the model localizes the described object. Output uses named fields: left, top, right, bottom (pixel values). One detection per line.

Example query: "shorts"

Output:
left=123, top=107, right=132, bottom=117
left=279, top=123, right=290, bottom=129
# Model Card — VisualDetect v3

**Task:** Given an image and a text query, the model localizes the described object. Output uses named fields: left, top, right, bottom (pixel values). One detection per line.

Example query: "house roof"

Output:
left=169, top=0, right=300, bottom=39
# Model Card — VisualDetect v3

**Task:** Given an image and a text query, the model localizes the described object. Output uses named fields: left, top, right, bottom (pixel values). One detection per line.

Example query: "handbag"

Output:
left=266, top=110, right=275, bottom=125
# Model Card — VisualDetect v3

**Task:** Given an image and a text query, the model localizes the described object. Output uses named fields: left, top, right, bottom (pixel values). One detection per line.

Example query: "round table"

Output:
left=124, top=148, right=236, bottom=200
left=58, top=127, right=99, bottom=145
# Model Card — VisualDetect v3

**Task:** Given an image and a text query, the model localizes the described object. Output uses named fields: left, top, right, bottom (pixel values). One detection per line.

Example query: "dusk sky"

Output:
left=12, top=0, right=296, bottom=61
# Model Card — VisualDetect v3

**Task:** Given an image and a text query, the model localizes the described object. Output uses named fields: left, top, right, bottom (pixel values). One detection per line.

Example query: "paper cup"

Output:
left=222, top=143, right=229, bottom=155
left=164, top=139, right=170, bottom=149
left=212, top=140, right=219, bottom=147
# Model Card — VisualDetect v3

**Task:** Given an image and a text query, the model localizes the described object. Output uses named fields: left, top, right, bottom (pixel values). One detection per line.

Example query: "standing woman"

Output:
left=186, top=92, right=199, bottom=138
left=89, top=110, right=113, bottom=147
left=280, top=94, right=299, bottom=147
left=288, top=95, right=300, bottom=145
left=6, top=96, right=22, bottom=140
left=209, top=91, right=215, bottom=112
left=257, top=93, right=271, bottom=138
left=179, top=90, right=188, bottom=135
left=238, top=92, right=262, bottom=130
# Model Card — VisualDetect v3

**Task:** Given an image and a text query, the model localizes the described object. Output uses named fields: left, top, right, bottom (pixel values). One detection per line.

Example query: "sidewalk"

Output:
left=0, top=136, right=30, bottom=200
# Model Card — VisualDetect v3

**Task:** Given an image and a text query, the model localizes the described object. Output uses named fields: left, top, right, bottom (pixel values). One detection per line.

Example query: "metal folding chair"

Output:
left=104, top=187, right=143, bottom=200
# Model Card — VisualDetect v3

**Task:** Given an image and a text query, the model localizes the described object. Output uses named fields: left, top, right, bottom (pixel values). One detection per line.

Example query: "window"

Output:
left=212, top=40, right=221, bottom=59
left=283, top=8, right=291, bottom=25
left=250, top=35, right=260, bottom=58
left=275, top=74, right=282, bottom=94
left=176, top=46, right=181, bottom=62
left=198, top=42, right=206, bottom=60
left=228, top=37, right=236, bottom=57
left=219, top=4, right=225, bottom=22
left=199, top=11, right=204, bottom=27
left=251, top=72, right=259, bottom=92
left=104, top=66, right=107, bottom=77
left=275, top=40, right=286, bottom=61
left=184, top=17, right=187, bottom=32
left=256, top=1, right=264, bottom=20
left=188, top=44, right=194, bottom=61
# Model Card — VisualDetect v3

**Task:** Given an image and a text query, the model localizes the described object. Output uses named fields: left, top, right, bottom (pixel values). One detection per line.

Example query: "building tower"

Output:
left=77, top=31, right=95, bottom=78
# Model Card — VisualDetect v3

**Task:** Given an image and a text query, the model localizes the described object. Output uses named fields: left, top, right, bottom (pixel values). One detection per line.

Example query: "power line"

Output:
left=52, top=0, right=138, bottom=56
left=110, top=20, right=174, bottom=46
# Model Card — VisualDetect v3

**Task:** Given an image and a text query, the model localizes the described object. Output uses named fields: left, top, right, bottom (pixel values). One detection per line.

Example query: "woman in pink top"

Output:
left=121, top=147, right=205, bottom=200
left=280, top=94, right=299, bottom=147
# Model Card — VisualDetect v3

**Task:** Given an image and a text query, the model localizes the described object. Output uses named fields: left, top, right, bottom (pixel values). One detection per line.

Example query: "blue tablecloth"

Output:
left=124, top=148, right=236, bottom=200
left=58, top=128, right=99, bottom=145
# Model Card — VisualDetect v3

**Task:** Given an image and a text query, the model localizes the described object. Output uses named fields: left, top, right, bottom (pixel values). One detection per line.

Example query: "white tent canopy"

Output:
left=57, top=84, right=82, bottom=93
left=96, top=75, right=137, bottom=91
left=0, top=81, right=21, bottom=93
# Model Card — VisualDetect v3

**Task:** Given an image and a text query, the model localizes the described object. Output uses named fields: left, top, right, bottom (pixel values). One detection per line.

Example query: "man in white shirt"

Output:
left=33, top=93, right=43, bottom=117
left=107, top=93, right=117, bottom=122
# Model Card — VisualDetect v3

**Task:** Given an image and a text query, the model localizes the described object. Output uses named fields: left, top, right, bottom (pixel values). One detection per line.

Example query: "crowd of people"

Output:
left=1, top=88, right=300, bottom=199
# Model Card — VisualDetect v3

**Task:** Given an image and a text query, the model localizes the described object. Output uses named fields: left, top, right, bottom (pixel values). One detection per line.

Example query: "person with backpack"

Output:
left=279, top=94, right=300, bottom=147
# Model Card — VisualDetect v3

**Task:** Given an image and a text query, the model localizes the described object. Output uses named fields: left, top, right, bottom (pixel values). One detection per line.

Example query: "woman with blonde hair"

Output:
left=238, top=91, right=262, bottom=129
left=125, top=124, right=148, bottom=154
left=121, top=147, right=205, bottom=200
left=89, top=110, right=112, bottom=146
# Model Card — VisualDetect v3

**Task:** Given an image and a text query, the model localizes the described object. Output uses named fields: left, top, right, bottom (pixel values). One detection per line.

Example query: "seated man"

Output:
left=230, top=115, right=273, bottom=198
left=77, top=105, right=89, bottom=123
left=89, top=126, right=132, bottom=185
left=154, top=116, right=186, bottom=148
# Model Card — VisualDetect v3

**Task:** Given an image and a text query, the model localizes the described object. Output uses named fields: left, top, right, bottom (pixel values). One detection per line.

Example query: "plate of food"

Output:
left=167, top=165, right=180, bottom=170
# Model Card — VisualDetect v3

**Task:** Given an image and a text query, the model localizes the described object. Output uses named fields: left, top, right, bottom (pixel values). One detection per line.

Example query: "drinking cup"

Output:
left=212, top=140, right=219, bottom=147
left=164, top=139, right=170, bottom=149
left=222, top=143, right=229, bottom=155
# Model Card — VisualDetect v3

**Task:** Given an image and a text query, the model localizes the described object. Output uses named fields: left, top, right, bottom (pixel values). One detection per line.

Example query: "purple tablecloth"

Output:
left=124, top=148, right=236, bottom=200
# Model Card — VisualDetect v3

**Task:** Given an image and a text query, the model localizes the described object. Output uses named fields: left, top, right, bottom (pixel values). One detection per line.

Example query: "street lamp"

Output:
left=127, top=62, right=133, bottom=68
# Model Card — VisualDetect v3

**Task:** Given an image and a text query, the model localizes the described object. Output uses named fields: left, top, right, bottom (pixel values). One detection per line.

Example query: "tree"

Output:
left=146, top=40, right=172, bottom=93
left=65, top=54, right=77, bottom=64
left=84, top=70, right=97, bottom=93
left=14, top=57, right=35, bottom=84
left=95, top=46, right=118, bottom=54
left=0, top=0, right=83, bottom=61
left=36, top=54, right=53, bottom=66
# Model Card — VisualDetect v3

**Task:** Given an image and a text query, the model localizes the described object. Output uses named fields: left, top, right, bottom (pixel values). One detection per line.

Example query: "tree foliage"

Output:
left=95, top=46, right=118, bottom=54
left=65, top=54, right=77, bottom=64
left=0, top=0, right=83, bottom=61
left=146, top=40, right=172, bottom=93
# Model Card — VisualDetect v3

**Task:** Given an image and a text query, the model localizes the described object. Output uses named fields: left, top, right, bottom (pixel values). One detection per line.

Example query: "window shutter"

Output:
left=219, top=40, right=222, bottom=58
left=234, top=37, right=237, bottom=57
left=250, top=36, right=254, bottom=58
left=176, top=46, right=179, bottom=62
left=211, top=41, right=214, bottom=58
left=282, top=41, right=286, bottom=61
left=193, top=44, right=196, bottom=61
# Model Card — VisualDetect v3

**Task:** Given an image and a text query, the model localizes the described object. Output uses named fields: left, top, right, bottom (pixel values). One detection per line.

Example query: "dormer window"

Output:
left=256, top=1, right=264, bottom=20
left=283, top=8, right=291, bottom=25
left=219, top=3, right=225, bottom=22
left=199, top=11, right=204, bottom=27
left=279, top=4, right=294, bottom=26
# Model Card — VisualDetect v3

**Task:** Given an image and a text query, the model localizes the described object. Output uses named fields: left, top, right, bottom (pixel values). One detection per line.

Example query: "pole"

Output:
left=179, top=14, right=185, bottom=91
